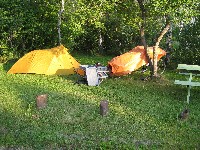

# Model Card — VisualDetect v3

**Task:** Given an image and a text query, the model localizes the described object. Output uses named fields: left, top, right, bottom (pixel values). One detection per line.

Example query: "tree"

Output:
left=1, top=0, right=199, bottom=63
left=0, top=0, right=59, bottom=58
left=172, top=15, right=200, bottom=65
left=136, top=0, right=199, bottom=78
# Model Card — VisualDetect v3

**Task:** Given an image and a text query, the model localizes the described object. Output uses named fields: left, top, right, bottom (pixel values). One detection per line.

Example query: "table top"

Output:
left=177, top=64, right=200, bottom=71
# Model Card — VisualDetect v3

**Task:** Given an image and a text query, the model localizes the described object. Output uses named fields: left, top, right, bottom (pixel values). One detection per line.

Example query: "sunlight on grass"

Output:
left=0, top=62, right=199, bottom=149
left=0, top=84, right=29, bottom=118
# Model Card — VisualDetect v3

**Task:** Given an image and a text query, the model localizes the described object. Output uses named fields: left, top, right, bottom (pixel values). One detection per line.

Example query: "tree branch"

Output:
left=155, top=18, right=171, bottom=47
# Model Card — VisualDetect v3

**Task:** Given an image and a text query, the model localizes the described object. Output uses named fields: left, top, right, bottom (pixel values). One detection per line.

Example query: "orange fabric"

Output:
left=76, top=68, right=85, bottom=76
left=108, top=46, right=166, bottom=76
left=7, top=45, right=80, bottom=75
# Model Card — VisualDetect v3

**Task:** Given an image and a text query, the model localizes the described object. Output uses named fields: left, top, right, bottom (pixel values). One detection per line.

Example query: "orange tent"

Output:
left=7, top=45, right=80, bottom=75
left=108, top=46, right=166, bottom=76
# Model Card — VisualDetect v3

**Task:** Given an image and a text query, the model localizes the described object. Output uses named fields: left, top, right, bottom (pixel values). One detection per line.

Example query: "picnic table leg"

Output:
left=187, top=73, right=193, bottom=104
left=187, top=85, right=191, bottom=104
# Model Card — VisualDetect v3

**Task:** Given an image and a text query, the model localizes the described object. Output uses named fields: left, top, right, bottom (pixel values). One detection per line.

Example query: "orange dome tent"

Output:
left=7, top=45, right=80, bottom=75
left=108, top=46, right=166, bottom=76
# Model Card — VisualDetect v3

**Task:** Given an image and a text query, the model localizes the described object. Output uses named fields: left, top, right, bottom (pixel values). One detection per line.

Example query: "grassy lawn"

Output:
left=0, top=55, right=199, bottom=149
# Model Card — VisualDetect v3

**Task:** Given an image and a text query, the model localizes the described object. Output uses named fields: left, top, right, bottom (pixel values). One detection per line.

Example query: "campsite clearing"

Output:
left=0, top=58, right=200, bottom=149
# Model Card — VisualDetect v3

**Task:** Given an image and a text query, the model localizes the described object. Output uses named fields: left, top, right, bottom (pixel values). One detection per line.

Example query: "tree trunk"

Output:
left=153, top=46, right=158, bottom=77
left=137, top=1, right=171, bottom=78
left=137, top=0, right=153, bottom=74
left=165, top=23, right=173, bottom=66
left=58, top=0, right=65, bottom=45
left=99, top=29, right=103, bottom=54
left=153, top=18, right=171, bottom=77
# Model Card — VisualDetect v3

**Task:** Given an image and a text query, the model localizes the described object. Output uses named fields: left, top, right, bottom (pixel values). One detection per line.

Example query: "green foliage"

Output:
left=0, top=0, right=59, bottom=58
left=103, top=15, right=139, bottom=55
left=145, top=0, right=199, bottom=24
left=171, top=15, right=200, bottom=66
left=137, top=0, right=200, bottom=67
left=0, top=0, right=199, bottom=62
left=0, top=58, right=200, bottom=149
left=72, top=23, right=99, bottom=55
left=62, top=0, right=139, bottom=55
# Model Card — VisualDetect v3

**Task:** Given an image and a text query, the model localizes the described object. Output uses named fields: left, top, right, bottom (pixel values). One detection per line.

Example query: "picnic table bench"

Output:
left=174, top=64, right=200, bottom=104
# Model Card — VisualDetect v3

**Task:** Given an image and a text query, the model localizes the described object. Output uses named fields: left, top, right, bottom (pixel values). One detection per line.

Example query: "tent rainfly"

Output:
left=7, top=45, right=80, bottom=75
left=108, top=46, right=166, bottom=76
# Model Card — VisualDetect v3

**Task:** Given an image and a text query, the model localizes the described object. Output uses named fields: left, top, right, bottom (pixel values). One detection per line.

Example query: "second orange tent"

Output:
left=108, top=46, right=166, bottom=76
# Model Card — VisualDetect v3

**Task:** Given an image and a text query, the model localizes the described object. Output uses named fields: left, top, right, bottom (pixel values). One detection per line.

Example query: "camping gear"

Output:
left=7, top=45, right=80, bottom=75
left=77, top=64, right=109, bottom=86
left=108, top=46, right=166, bottom=76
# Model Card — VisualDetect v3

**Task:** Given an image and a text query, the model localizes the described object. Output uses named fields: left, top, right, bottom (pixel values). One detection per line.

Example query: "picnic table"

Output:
left=174, top=64, right=200, bottom=104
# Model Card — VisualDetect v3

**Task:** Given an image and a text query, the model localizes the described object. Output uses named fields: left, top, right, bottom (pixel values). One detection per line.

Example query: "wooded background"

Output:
left=0, top=0, right=199, bottom=66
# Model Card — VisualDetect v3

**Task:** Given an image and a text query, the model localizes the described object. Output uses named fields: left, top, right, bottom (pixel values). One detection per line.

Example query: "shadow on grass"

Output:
left=0, top=80, right=100, bottom=149
left=0, top=77, right=146, bottom=149
left=1, top=72, right=200, bottom=149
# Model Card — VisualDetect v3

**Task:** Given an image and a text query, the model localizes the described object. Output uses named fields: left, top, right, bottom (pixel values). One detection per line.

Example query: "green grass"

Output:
left=0, top=55, right=200, bottom=149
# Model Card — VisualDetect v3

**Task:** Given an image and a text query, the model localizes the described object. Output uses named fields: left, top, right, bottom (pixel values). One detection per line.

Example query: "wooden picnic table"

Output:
left=174, top=64, right=200, bottom=104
